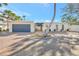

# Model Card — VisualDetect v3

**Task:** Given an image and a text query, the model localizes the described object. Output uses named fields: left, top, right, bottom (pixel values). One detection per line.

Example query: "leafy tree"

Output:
left=61, top=3, right=79, bottom=25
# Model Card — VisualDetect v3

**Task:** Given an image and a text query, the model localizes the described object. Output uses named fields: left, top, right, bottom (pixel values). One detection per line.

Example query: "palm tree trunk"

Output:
left=44, top=3, right=56, bottom=37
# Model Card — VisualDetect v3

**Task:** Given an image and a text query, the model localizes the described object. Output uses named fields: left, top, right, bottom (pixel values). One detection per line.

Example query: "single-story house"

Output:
left=9, top=21, right=35, bottom=32
left=0, top=20, right=78, bottom=32
left=42, top=22, right=69, bottom=32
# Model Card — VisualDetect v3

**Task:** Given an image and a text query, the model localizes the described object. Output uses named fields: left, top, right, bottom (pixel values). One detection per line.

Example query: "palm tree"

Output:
left=15, top=16, right=21, bottom=21
left=0, top=10, right=22, bottom=31
left=44, top=3, right=56, bottom=37
left=22, top=15, right=26, bottom=20
left=3, top=10, right=13, bottom=31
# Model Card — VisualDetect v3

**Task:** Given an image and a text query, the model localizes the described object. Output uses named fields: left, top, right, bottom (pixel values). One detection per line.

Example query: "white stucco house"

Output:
left=0, top=18, right=79, bottom=32
left=43, top=22, right=79, bottom=32
left=0, top=21, right=7, bottom=31
left=69, top=25, right=79, bottom=32
left=42, top=22, right=69, bottom=32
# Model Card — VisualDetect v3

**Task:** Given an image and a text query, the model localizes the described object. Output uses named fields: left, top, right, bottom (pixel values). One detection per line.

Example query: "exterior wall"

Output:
left=69, top=25, right=79, bottom=32
left=58, top=23, right=69, bottom=31
left=0, top=21, right=7, bottom=31
left=57, top=24, right=62, bottom=31
left=2, top=25, right=7, bottom=31
left=50, top=23, right=57, bottom=31
left=31, top=22, right=35, bottom=32
left=63, top=23, right=69, bottom=31
left=42, top=22, right=69, bottom=32
left=35, top=26, right=41, bottom=31
left=42, top=22, right=57, bottom=32
left=35, top=23, right=43, bottom=31
left=9, top=21, right=35, bottom=32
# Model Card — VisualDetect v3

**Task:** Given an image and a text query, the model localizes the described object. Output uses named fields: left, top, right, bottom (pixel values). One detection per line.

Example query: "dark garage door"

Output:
left=12, top=24, right=31, bottom=32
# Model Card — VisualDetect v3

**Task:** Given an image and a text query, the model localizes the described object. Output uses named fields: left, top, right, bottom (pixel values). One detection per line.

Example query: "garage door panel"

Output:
left=12, top=24, right=31, bottom=32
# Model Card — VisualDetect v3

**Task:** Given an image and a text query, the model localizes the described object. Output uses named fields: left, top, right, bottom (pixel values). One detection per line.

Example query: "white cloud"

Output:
left=54, top=19, right=58, bottom=22
left=45, top=20, right=50, bottom=22
left=33, top=19, right=50, bottom=23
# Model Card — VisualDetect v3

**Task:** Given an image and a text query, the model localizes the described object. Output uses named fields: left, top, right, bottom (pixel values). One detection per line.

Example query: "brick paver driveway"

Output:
left=0, top=32, right=79, bottom=56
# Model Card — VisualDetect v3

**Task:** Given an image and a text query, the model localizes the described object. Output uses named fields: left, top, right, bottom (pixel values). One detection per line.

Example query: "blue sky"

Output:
left=0, top=3, right=66, bottom=23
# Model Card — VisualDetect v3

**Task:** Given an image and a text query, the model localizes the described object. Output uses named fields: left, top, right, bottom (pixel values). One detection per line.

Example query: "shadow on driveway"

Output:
left=0, top=32, right=79, bottom=56
left=0, top=32, right=16, bottom=37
